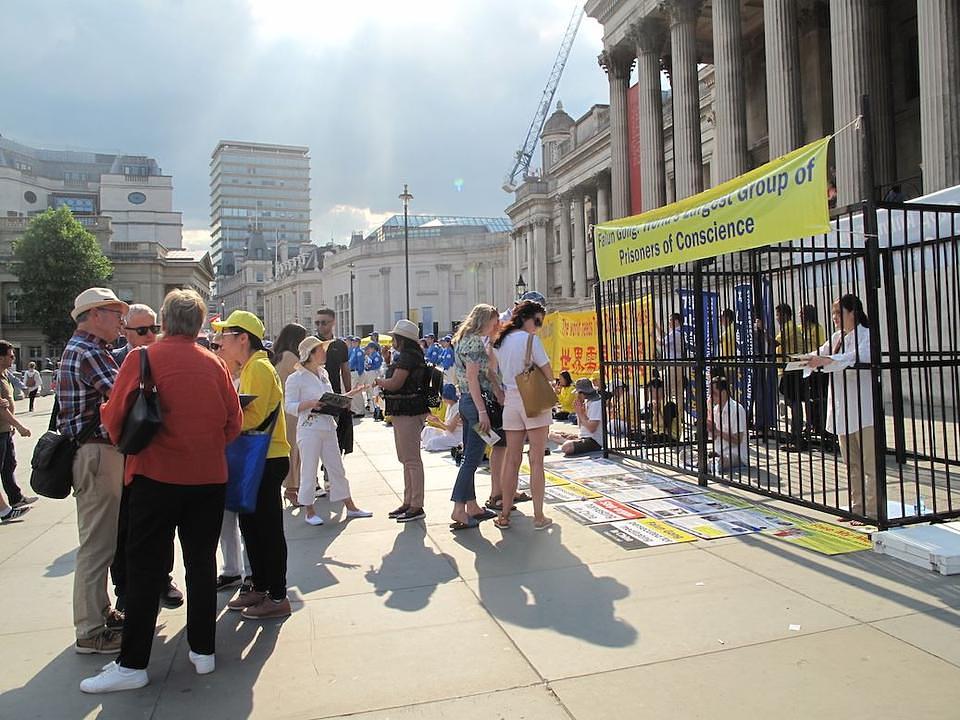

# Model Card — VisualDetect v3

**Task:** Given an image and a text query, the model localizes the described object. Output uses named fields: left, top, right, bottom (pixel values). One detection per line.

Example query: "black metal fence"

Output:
left=596, top=201, right=960, bottom=529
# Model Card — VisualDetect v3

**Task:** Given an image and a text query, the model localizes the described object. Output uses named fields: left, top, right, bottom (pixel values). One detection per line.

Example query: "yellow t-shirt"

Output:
left=557, top=385, right=575, bottom=413
left=776, top=320, right=801, bottom=358
left=239, top=350, right=290, bottom=460
left=801, top=323, right=826, bottom=354
left=720, top=325, right=737, bottom=359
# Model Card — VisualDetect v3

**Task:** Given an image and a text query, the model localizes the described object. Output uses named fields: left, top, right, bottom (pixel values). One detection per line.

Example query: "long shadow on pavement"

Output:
left=365, top=523, right=459, bottom=611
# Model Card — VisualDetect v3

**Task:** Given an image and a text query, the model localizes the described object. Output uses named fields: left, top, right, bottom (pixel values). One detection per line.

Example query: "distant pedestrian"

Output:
left=82, top=289, right=242, bottom=693
left=214, top=310, right=293, bottom=620
left=375, top=320, right=430, bottom=523
left=22, top=361, right=41, bottom=412
left=314, top=307, right=353, bottom=457
left=0, top=340, right=35, bottom=510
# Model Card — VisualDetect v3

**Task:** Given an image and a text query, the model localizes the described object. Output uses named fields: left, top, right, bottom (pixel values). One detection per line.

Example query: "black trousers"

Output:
left=239, top=458, right=289, bottom=600
left=27, top=389, right=38, bottom=412
left=112, top=484, right=175, bottom=606
left=0, top=431, right=23, bottom=505
left=118, top=476, right=225, bottom=670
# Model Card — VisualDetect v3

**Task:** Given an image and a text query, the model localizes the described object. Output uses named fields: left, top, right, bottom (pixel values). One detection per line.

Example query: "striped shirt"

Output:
left=57, top=330, right=118, bottom=439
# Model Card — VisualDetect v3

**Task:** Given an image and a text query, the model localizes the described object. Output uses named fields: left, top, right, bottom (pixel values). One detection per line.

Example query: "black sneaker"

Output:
left=396, top=508, right=425, bottom=523
left=0, top=506, right=29, bottom=522
left=388, top=505, right=410, bottom=519
left=12, top=495, right=38, bottom=508
left=160, top=581, right=185, bottom=609
left=216, top=574, right=243, bottom=592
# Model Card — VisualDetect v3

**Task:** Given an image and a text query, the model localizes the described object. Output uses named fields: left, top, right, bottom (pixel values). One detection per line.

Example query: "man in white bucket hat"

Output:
left=59, top=288, right=128, bottom=655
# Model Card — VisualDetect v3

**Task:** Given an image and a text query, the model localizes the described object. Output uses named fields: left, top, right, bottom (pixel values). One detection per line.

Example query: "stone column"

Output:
left=596, top=177, right=611, bottom=223
left=666, top=0, right=705, bottom=200
left=764, top=0, right=803, bottom=158
left=380, top=266, right=391, bottom=329
left=712, top=0, right=748, bottom=182
left=631, top=17, right=668, bottom=210
left=918, top=0, right=960, bottom=193
left=436, top=264, right=451, bottom=331
left=533, top=219, right=548, bottom=296
left=599, top=48, right=634, bottom=219
left=557, top=194, right=573, bottom=297
left=830, top=0, right=876, bottom=205
left=571, top=193, right=587, bottom=298
left=523, top=225, right=533, bottom=290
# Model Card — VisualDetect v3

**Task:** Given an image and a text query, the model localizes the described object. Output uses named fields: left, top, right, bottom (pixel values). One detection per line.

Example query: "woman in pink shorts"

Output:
left=492, top=300, right=555, bottom=530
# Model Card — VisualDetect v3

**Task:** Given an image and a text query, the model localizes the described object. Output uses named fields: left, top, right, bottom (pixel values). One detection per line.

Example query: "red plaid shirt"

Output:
left=56, top=330, right=118, bottom=440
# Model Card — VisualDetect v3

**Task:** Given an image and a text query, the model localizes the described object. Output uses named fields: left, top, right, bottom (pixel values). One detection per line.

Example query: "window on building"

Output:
left=302, top=291, right=312, bottom=307
left=255, top=272, right=265, bottom=282
left=15, top=161, right=32, bottom=172
left=29, top=346, right=42, bottom=359
left=453, top=273, right=463, bottom=291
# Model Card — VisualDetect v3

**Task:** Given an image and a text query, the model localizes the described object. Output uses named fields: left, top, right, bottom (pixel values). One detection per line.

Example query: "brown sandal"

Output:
left=493, top=515, right=511, bottom=529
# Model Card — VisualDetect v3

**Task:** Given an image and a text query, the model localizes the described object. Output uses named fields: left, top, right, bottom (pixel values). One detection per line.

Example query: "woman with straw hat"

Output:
left=285, top=336, right=372, bottom=525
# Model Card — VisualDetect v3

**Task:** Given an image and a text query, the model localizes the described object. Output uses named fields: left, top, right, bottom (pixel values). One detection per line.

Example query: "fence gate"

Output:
left=596, top=201, right=960, bottom=529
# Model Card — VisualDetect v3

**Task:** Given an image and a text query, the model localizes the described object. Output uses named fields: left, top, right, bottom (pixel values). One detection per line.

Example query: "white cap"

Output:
left=72, top=288, right=129, bottom=321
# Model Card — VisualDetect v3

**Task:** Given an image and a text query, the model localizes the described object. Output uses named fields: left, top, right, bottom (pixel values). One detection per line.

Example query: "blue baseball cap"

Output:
left=441, top=383, right=458, bottom=401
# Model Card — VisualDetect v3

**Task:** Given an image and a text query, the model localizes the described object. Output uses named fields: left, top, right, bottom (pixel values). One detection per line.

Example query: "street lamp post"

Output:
left=515, top=273, right=527, bottom=300
left=348, top=262, right=356, bottom=336
left=399, top=183, right=413, bottom=318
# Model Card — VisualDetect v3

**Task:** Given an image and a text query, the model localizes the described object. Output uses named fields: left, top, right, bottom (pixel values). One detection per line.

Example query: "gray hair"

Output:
left=125, top=303, right=156, bottom=324
left=160, top=290, right=205, bottom=337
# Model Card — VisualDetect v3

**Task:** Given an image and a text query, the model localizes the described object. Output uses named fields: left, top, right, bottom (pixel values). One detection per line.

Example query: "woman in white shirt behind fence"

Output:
left=805, top=294, right=875, bottom=522
left=493, top=300, right=555, bottom=531
left=285, top=337, right=372, bottom=525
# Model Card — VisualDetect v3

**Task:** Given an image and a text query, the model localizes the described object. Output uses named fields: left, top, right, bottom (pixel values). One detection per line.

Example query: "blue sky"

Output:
left=2, top=0, right=607, bottom=250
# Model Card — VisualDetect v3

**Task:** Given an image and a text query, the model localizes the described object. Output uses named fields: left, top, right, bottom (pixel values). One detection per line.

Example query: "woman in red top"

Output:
left=82, top=289, right=242, bottom=694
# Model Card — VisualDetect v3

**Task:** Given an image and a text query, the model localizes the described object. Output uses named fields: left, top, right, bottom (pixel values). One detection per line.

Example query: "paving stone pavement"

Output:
left=2, top=395, right=960, bottom=719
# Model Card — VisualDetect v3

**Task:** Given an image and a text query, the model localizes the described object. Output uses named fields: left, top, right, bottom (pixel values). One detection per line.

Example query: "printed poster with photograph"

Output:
left=555, top=498, right=647, bottom=525
left=592, top=518, right=699, bottom=550
left=766, top=520, right=873, bottom=555
left=664, top=510, right=772, bottom=539
left=630, top=492, right=754, bottom=519
left=545, top=458, right=632, bottom=481
left=580, top=474, right=705, bottom=503
left=544, top=482, right=602, bottom=503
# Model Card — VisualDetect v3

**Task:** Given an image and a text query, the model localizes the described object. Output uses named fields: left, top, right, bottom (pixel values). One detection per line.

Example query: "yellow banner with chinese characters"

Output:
left=594, top=136, right=831, bottom=280
left=540, top=310, right=599, bottom=379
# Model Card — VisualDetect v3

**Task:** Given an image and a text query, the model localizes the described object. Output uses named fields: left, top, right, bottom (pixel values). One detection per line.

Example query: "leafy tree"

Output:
left=12, top=207, right=113, bottom=346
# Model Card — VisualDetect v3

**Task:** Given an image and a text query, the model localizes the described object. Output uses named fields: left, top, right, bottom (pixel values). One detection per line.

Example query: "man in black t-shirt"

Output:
left=315, top=307, right=353, bottom=454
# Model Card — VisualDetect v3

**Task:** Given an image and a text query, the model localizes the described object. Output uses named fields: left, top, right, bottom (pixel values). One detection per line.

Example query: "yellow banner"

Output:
left=540, top=310, right=599, bottom=379
left=594, top=137, right=832, bottom=280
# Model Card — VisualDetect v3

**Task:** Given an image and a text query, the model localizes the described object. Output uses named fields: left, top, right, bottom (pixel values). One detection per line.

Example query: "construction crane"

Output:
left=502, top=3, right=584, bottom=193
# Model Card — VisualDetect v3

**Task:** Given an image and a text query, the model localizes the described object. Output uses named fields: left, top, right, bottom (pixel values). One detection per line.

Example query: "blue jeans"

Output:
left=451, top=394, right=485, bottom=503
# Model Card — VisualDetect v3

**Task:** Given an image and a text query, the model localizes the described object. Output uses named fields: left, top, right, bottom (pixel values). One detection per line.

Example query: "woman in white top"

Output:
left=805, top=294, right=875, bottom=522
left=284, top=337, right=371, bottom=525
left=22, top=361, right=41, bottom=412
left=492, top=300, right=555, bottom=531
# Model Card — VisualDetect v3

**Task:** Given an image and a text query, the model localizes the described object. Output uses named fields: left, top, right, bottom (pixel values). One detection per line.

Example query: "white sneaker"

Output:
left=188, top=650, right=215, bottom=675
left=346, top=509, right=373, bottom=519
left=305, top=514, right=324, bottom=526
left=80, top=661, right=149, bottom=694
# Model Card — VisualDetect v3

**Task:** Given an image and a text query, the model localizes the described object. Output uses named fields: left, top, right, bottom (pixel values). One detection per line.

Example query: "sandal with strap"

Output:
left=485, top=496, right=502, bottom=511
left=493, top=515, right=511, bottom=530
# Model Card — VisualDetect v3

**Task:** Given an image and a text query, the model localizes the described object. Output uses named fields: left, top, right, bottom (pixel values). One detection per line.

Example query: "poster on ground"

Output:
left=581, top=475, right=706, bottom=503
left=519, top=465, right=568, bottom=486
left=545, top=458, right=631, bottom=481
left=765, top=519, right=873, bottom=555
left=555, top=498, right=647, bottom=525
left=592, top=518, right=699, bottom=550
left=630, top=492, right=755, bottom=519
left=664, top=509, right=788, bottom=539
left=544, top=482, right=602, bottom=503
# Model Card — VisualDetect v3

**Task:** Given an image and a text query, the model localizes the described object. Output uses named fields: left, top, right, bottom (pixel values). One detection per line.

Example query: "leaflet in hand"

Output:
left=473, top=423, right=501, bottom=445
left=320, top=392, right=352, bottom=409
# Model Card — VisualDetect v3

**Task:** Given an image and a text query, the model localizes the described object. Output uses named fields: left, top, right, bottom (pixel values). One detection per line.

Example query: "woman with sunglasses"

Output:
left=213, top=310, right=292, bottom=620
left=492, top=300, right=555, bottom=530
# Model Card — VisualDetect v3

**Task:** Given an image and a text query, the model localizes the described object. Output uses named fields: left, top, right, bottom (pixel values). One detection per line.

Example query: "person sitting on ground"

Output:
left=550, top=378, right=604, bottom=457
left=554, top=371, right=575, bottom=421
left=421, top=384, right=462, bottom=452
left=606, top=380, right=632, bottom=438
left=707, top=376, right=748, bottom=472
left=639, top=378, right=679, bottom=443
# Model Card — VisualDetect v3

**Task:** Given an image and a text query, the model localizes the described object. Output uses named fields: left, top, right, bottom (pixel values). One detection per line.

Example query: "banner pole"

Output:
left=694, top=261, right=709, bottom=486
left=595, top=280, right=609, bottom=459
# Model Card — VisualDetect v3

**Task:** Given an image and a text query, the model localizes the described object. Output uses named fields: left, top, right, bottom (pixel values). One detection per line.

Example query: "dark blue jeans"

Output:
left=451, top=394, right=485, bottom=503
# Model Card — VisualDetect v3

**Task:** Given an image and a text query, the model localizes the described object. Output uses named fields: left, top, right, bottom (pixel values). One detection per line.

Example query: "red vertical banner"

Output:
left=626, top=82, right=642, bottom=216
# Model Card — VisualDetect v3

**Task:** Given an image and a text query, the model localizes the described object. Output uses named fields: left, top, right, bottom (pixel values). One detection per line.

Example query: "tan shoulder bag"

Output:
left=514, top=334, right=557, bottom=417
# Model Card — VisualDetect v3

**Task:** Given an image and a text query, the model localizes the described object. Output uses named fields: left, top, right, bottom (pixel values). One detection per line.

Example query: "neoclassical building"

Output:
left=261, top=215, right=512, bottom=339
left=507, top=0, right=958, bottom=308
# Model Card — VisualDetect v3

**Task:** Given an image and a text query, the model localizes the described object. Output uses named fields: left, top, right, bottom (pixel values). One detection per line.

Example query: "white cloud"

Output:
left=319, top=204, right=395, bottom=244
left=182, top=229, right=212, bottom=253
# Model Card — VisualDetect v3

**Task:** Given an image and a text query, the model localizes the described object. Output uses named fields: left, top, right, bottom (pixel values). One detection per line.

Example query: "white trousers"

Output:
left=298, top=428, right=351, bottom=505
left=350, top=371, right=365, bottom=414
left=219, top=510, right=248, bottom=577
left=421, top=426, right=460, bottom=452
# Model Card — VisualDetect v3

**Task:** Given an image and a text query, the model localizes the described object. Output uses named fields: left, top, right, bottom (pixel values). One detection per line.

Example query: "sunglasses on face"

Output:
left=127, top=325, right=160, bottom=336
left=210, top=342, right=221, bottom=351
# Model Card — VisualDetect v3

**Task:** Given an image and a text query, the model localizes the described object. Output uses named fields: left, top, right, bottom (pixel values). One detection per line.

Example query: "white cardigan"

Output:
left=284, top=366, right=338, bottom=433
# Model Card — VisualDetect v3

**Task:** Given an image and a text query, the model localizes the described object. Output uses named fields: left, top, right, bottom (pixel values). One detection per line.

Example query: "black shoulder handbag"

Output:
left=30, top=398, right=101, bottom=499
left=117, top=348, right=163, bottom=455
